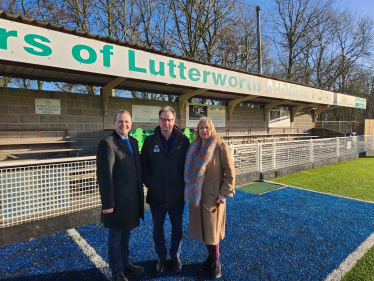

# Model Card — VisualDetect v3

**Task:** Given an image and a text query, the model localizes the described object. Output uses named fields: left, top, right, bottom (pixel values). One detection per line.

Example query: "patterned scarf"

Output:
left=184, top=138, right=217, bottom=207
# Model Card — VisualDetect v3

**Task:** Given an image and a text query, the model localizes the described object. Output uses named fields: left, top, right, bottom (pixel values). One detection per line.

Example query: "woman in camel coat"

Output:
left=184, top=117, right=235, bottom=279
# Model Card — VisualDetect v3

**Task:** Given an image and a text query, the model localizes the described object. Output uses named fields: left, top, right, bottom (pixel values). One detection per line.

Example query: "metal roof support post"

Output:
left=256, top=6, right=262, bottom=74
left=272, top=141, right=276, bottom=170
left=264, top=100, right=292, bottom=121
left=228, top=95, right=259, bottom=131
left=228, top=143, right=235, bottom=163
left=102, top=77, right=127, bottom=117
left=356, top=135, right=359, bottom=153
left=257, top=142, right=261, bottom=172
left=178, top=88, right=208, bottom=128
left=291, top=103, right=320, bottom=122
left=313, top=106, right=340, bottom=123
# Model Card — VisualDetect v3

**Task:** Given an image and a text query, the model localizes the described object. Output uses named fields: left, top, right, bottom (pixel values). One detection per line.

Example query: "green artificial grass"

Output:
left=270, top=155, right=374, bottom=202
left=236, top=182, right=283, bottom=194
left=269, top=154, right=374, bottom=281
left=341, top=245, right=374, bottom=281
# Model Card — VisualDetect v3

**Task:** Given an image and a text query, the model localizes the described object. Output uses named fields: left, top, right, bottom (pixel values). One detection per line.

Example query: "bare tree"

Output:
left=170, top=0, right=238, bottom=60
left=270, top=0, right=337, bottom=80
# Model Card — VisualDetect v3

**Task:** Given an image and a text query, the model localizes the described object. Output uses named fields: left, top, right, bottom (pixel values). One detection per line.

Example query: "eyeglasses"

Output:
left=203, top=203, right=221, bottom=213
left=160, top=118, right=174, bottom=123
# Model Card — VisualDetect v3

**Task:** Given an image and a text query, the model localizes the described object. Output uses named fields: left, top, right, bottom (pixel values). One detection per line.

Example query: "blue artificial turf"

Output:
left=1, top=187, right=374, bottom=281
left=0, top=231, right=105, bottom=280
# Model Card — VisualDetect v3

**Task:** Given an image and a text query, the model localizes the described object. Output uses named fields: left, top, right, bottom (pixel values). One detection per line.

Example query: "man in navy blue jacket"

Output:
left=141, top=106, right=190, bottom=273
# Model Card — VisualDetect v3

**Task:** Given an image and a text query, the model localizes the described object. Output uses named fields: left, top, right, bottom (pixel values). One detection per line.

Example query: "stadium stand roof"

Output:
left=0, top=11, right=366, bottom=122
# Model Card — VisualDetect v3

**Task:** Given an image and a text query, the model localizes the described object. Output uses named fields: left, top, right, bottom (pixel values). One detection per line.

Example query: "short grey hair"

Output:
left=114, top=109, right=131, bottom=122
left=159, top=106, right=176, bottom=119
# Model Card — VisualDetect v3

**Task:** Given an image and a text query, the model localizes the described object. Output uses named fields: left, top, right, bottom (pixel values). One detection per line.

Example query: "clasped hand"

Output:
left=217, top=194, right=226, bottom=204
left=103, top=208, right=113, bottom=214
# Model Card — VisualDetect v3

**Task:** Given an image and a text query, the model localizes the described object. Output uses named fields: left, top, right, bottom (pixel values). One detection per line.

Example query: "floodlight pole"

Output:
left=256, top=6, right=262, bottom=75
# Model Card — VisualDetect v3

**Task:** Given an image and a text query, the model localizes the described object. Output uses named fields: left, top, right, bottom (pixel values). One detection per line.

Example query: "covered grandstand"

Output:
left=0, top=11, right=371, bottom=246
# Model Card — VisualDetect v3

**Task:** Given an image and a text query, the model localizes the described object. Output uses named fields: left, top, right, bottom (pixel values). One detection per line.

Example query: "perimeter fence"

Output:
left=232, top=135, right=374, bottom=175
left=1, top=135, right=373, bottom=229
left=315, top=121, right=364, bottom=135
left=0, top=157, right=97, bottom=228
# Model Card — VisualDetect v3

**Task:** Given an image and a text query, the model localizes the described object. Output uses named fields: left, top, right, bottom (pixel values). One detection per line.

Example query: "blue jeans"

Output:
left=150, top=204, right=184, bottom=259
left=108, top=228, right=131, bottom=277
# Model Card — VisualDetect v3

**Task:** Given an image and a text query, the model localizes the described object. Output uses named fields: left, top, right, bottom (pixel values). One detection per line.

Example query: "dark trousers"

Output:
left=150, top=204, right=184, bottom=259
left=108, top=228, right=131, bottom=277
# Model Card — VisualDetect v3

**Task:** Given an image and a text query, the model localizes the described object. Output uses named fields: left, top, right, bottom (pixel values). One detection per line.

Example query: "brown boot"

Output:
left=197, top=255, right=212, bottom=271
left=211, top=259, right=221, bottom=279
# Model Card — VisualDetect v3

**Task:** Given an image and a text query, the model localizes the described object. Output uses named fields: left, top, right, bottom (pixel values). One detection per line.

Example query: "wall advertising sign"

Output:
left=189, top=104, right=208, bottom=120
left=355, top=97, right=366, bottom=109
left=132, top=105, right=160, bottom=123
left=269, top=110, right=290, bottom=127
left=347, top=141, right=352, bottom=150
left=0, top=18, right=366, bottom=109
left=186, top=103, right=226, bottom=128
left=35, top=98, right=61, bottom=114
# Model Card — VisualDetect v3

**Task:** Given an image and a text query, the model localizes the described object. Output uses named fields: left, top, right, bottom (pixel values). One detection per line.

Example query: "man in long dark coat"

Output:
left=97, top=110, right=144, bottom=281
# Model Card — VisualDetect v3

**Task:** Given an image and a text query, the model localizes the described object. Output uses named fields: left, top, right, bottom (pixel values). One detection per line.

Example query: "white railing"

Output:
left=0, top=157, right=99, bottom=228
left=1, top=135, right=373, bottom=228
left=231, top=135, right=374, bottom=175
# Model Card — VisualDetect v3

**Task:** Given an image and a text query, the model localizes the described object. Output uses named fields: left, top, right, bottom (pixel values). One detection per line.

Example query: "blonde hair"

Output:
left=192, top=116, right=222, bottom=146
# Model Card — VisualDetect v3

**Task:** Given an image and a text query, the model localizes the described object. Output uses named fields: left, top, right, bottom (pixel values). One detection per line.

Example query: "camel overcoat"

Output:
left=188, top=141, right=235, bottom=245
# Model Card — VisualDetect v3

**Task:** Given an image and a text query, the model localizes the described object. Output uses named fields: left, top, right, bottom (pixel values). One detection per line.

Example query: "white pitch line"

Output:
left=67, top=228, right=112, bottom=280
left=262, top=181, right=374, bottom=280
left=263, top=181, right=374, bottom=205
left=259, top=186, right=287, bottom=195
left=324, top=232, right=374, bottom=281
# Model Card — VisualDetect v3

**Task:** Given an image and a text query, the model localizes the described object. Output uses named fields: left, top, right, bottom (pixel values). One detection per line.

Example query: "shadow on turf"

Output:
left=126, top=260, right=209, bottom=280
left=5, top=261, right=210, bottom=281
left=5, top=268, right=107, bottom=281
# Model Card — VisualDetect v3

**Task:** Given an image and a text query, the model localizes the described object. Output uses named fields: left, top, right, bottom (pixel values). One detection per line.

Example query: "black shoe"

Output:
left=211, top=259, right=222, bottom=279
left=156, top=258, right=167, bottom=273
left=123, top=263, right=144, bottom=275
left=197, top=255, right=212, bottom=272
left=112, top=273, right=128, bottom=281
left=172, top=257, right=182, bottom=272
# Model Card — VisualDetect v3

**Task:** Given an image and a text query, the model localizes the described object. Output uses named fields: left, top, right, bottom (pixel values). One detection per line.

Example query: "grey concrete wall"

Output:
left=0, top=87, right=315, bottom=159
left=0, top=88, right=180, bottom=158
left=0, top=87, right=105, bottom=157
left=0, top=200, right=151, bottom=247
left=293, top=110, right=314, bottom=132
left=104, top=96, right=179, bottom=132
left=0, top=207, right=101, bottom=247
left=217, top=107, right=314, bottom=136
